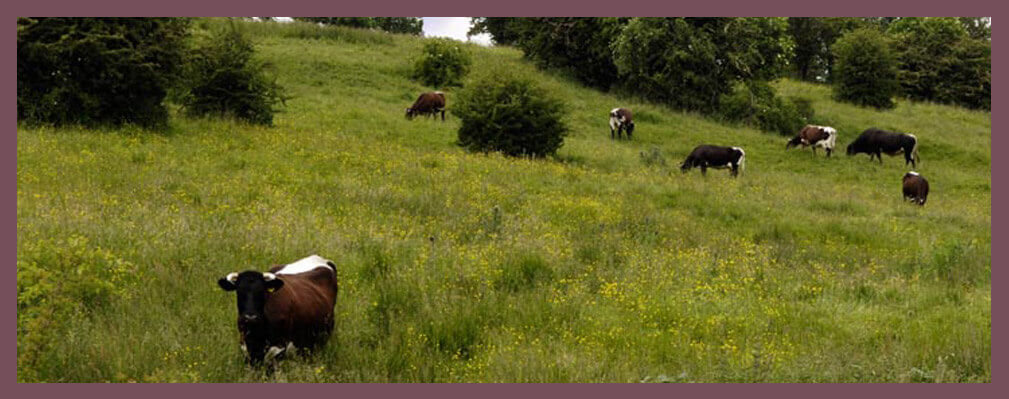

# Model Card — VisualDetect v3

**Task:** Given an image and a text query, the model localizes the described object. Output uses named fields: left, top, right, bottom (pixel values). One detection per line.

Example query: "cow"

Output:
left=786, top=125, right=838, bottom=157
left=609, top=108, right=635, bottom=139
left=680, top=145, right=746, bottom=177
left=218, top=255, right=339, bottom=365
left=406, top=91, right=446, bottom=121
left=846, top=128, right=920, bottom=167
left=902, top=171, right=929, bottom=206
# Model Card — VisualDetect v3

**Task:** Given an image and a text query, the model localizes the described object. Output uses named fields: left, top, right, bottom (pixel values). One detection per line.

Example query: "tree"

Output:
left=831, top=28, right=900, bottom=109
left=468, top=17, right=522, bottom=45
left=611, top=17, right=793, bottom=112
left=507, top=18, right=629, bottom=90
left=788, top=17, right=865, bottom=81
left=17, top=17, right=189, bottom=127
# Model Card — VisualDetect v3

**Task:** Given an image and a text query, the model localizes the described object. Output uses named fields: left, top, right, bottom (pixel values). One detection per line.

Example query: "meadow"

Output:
left=16, top=19, right=991, bottom=382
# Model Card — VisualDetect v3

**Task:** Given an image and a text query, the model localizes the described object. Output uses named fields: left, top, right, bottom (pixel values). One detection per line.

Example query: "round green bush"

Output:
left=413, top=38, right=472, bottom=88
left=719, top=81, right=807, bottom=135
left=832, top=27, right=900, bottom=109
left=453, top=68, right=568, bottom=158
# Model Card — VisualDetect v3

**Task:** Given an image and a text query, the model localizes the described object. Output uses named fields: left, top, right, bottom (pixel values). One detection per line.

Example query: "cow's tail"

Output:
left=909, top=134, right=920, bottom=164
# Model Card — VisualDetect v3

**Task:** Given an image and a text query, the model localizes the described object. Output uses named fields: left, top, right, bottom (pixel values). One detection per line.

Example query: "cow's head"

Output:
left=785, top=137, right=799, bottom=150
left=218, top=271, right=284, bottom=363
left=625, top=121, right=635, bottom=136
left=846, top=142, right=856, bottom=156
left=405, top=107, right=416, bottom=120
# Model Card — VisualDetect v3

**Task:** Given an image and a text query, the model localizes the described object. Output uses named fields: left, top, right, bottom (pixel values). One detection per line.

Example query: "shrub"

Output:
left=889, top=18, right=990, bottom=110
left=292, top=17, right=423, bottom=35
left=832, top=27, right=900, bottom=109
left=507, top=17, right=628, bottom=90
left=719, top=81, right=806, bottom=135
left=454, top=68, right=568, bottom=158
left=179, top=23, right=287, bottom=125
left=413, top=38, right=472, bottom=88
left=17, top=17, right=189, bottom=128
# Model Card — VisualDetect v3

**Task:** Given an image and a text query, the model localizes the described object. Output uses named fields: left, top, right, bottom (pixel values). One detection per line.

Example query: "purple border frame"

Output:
left=9, top=0, right=996, bottom=394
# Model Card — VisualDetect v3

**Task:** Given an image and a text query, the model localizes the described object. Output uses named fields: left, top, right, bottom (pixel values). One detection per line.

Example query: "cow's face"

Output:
left=218, top=271, right=284, bottom=327
left=405, top=108, right=415, bottom=119
left=625, top=122, right=635, bottom=135
left=846, top=143, right=855, bottom=155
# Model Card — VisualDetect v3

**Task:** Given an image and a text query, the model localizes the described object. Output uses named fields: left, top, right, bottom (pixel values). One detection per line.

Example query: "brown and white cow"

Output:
left=609, top=108, right=635, bottom=139
left=846, top=128, right=920, bottom=167
left=406, top=91, right=446, bottom=121
left=218, top=255, right=339, bottom=365
left=902, top=171, right=929, bottom=206
left=787, top=125, right=837, bottom=157
left=680, top=145, right=746, bottom=177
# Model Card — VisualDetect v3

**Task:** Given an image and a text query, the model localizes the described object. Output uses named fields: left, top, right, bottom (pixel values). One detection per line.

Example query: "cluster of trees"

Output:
left=471, top=17, right=990, bottom=115
left=292, top=17, right=423, bottom=35
left=18, top=18, right=287, bottom=128
left=788, top=17, right=990, bottom=110
left=470, top=17, right=805, bottom=134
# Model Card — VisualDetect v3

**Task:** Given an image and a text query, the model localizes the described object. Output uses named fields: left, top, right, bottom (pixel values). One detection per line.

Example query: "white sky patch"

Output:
left=423, top=17, right=492, bottom=46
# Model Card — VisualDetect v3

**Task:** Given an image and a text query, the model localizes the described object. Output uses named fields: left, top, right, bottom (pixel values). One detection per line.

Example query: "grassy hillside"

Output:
left=16, top=19, right=991, bottom=382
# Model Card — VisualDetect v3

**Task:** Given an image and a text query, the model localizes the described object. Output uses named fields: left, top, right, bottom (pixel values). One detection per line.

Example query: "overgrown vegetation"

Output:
left=16, top=17, right=190, bottom=128
left=17, top=18, right=990, bottom=383
left=292, top=17, right=423, bottom=35
left=413, top=38, right=472, bottom=88
left=179, top=23, right=287, bottom=125
left=719, top=81, right=807, bottom=135
left=454, top=67, right=568, bottom=157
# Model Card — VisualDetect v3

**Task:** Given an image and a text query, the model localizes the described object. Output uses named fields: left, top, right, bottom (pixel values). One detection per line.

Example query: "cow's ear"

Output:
left=265, top=278, right=284, bottom=293
left=218, top=278, right=237, bottom=291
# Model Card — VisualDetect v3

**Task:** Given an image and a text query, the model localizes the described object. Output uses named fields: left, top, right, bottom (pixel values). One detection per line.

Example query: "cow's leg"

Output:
left=731, top=163, right=739, bottom=177
left=826, top=148, right=832, bottom=158
left=611, top=127, right=615, bottom=139
left=700, top=164, right=708, bottom=176
left=812, top=147, right=817, bottom=156
left=441, top=109, right=445, bottom=122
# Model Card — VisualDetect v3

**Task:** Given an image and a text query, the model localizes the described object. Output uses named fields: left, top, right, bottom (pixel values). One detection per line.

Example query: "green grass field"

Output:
left=16, top=19, right=991, bottom=382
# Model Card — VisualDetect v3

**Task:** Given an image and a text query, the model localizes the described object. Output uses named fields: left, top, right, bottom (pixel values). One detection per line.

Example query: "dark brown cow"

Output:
left=846, top=128, right=920, bottom=167
left=218, top=255, right=339, bottom=365
left=787, top=125, right=838, bottom=157
left=680, top=145, right=746, bottom=177
left=902, top=171, right=929, bottom=206
left=609, top=107, right=635, bottom=139
left=406, top=91, right=446, bottom=121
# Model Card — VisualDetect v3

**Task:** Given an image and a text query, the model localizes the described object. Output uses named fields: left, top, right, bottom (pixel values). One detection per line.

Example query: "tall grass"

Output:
left=16, top=19, right=990, bottom=382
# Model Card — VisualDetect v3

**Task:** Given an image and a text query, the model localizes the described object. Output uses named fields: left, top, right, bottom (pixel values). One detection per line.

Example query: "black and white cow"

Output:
left=680, top=145, right=746, bottom=177
left=787, top=125, right=838, bottom=157
left=846, top=128, right=920, bottom=167
left=609, top=108, right=634, bottom=139
left=218, top=255, right=339, bottom=365
left=902, top=171, right=929, bottom=206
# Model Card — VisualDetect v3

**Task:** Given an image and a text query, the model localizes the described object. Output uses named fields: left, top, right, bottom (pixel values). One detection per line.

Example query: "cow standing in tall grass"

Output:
left=680, top=145, right=746, bottom=177
left=406, top=91, right=446, bottom=121
left=787, top=125, right=837, bottom=157
left=846, top=128, right=920, bottom=167
left=902, top=171, right=930, bottom=206
left=218, top=255, right=339, bottom=365
left=609, top=108, right=634, bottom=140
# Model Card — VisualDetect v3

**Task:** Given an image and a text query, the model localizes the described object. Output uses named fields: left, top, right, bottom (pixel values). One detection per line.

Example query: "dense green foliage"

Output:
left=611, top=17, right=793, bottom=113
left=719, top=81, right=807, bottom=135
left=454, top=67, right=568, bottom=157
left=16, top=17, right=189, bottom=127
left=832, top=28, right=900, bottom=109
left=179, top=23, right=287, bottom=125
left=413, top=38, right=472, bottom=88
left=292, top=17, right=423, bottom=35
left=888, top=18, right=991, bottom=110
left=507, top=18, right=628, bottom=90
left=787, top=17, right=864, bottom=82
left=16, top=19, right=990, bottom=383
left=468, top=17, right=521, bottom=46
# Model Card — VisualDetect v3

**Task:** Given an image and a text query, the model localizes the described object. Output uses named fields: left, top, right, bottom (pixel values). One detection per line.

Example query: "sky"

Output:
left=271, top=17, right=492, bottom=46
left=422, top=17, right=492, bottom=46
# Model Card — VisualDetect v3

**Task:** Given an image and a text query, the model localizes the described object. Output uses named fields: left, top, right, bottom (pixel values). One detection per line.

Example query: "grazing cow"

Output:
left=680, top=145, right=746, bottom=177
left=406, top=91, right=446, bottom=121
left=846, top=128, right=920, bottom=167
left=786, top=125, right=838, bottom=157
left=902, top=171, right=929, bottom=206
left=609, top=108, right=635, bottom=139
left=218, top=255, right=339, bottom=365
